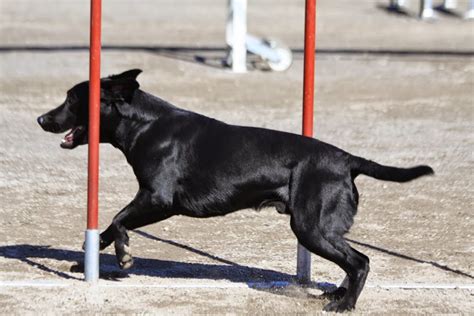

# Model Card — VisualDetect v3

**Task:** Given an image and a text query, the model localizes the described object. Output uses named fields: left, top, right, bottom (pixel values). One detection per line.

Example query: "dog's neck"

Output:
left=106, top=90, right=179, bottom=162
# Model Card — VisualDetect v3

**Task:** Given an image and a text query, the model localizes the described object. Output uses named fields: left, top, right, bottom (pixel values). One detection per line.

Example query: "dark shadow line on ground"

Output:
left=376, top=3, right=414, bottom=17
left=376, top=3, right=463, bottom=19
left=347, top=238, right=474, bottom=280
left=1, top=45, right=473, bottom=57
left=19, top=248, right=83, bottom=281
left=0, top=244, right=293, bottom=284
left=133, top=229, right=240, bottom=267
left=434, top=5, right=464, bottom=18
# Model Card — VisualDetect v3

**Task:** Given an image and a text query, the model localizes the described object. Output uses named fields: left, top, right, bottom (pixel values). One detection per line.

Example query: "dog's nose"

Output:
left=37, top=116, right=44, bottom=126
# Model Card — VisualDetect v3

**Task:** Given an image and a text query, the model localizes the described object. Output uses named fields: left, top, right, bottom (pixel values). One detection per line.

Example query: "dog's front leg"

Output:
left=110, top=203, right=140, bottom=269
left=108, top=189, right=154, bottom=269
left=105, top=189, right=174, bottom=269
left=82, top=227, right=114, bottom=251
left=79, top=203, right=138, bottom=268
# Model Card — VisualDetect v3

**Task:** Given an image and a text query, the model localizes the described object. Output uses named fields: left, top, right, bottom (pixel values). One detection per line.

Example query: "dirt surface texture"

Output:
left=1, top=0, right=473, bottom=314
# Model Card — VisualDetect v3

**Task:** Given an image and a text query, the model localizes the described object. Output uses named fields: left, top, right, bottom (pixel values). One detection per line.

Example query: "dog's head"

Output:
left=37, top=69, right=142, bottom=149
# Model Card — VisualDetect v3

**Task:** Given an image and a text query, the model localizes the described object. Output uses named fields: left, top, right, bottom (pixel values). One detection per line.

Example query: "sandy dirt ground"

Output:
left=1, top=0, right=473, bottom=314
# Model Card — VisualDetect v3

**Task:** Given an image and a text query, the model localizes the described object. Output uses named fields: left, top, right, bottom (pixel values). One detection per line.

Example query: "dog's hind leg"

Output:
left=322, top=275, right=349, bottom=301
left=291, top=213, right=369, bottom=312
left=291, top=217, right=369, bottom=311
left=289, top=167, right=368, bottom=312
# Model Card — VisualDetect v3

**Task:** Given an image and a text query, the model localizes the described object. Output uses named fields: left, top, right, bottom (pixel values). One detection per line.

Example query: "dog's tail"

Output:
left=350, top=155, right=434, bottom=182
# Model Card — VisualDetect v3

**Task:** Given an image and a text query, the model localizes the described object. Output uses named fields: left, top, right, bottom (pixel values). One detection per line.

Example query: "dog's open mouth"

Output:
left=60, top=126, right=85, bottom=149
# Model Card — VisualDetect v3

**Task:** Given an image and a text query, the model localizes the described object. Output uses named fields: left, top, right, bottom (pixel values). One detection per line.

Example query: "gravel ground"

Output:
left=1, top=0, right=473, bottom=314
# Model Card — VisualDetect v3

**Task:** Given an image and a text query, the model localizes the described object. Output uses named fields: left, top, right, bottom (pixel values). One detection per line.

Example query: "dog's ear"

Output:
left=109, top=69, right=142, bottom=81
left=101, top=69, right=142, bottom=119
left=101, top=77, right=139, bottom=103
left=100, top=79, right=139, bottom=119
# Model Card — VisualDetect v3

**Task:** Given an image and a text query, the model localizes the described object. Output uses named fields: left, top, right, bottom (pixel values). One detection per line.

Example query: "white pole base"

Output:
left=442, top=0, right=457, bottom=10
left=389, top=0, right=407, bottom=10
left=420, top=0, right=437, bottom=19
left=396, top=0, right=407, bottom=7
left=84, top=229, right=100, bottom=282
left=465, top=6, right=474, bottom=19
left=296, top=243, right=311, bottom=284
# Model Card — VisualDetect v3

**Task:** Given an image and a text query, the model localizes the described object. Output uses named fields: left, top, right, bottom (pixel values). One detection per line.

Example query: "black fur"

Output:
left=37, top=69, right=434, bottom=312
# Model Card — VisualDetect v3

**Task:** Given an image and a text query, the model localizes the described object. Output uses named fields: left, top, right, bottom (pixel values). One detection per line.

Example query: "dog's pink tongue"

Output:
left=65, top=133, right=73, bottom=142
left=62, top=129, right=74, bottom=145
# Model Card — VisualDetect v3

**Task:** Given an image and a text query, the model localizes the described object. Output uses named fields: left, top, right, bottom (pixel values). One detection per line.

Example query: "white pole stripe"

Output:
left=228, top=0, right=247, bottom=73
left=84, top=229, right=100, bottom=282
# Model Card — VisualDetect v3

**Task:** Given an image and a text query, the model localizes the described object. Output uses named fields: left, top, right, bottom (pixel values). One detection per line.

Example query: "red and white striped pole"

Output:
left=84, top=0, right=102, bottom=282
left=297, top=0, right=316, bottom=284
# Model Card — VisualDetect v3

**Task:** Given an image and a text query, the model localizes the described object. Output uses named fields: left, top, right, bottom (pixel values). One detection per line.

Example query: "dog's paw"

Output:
left=322, top=287, right=347, bottom=301
left=117, top=244, right=134, bottom=270
left=323, top=300, right=354, bottom=313
left=119, top=255, right=134, bottom=270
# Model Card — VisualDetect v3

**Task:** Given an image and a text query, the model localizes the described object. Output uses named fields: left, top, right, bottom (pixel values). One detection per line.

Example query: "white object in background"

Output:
left=465, top=0, right=474, bottom=19
left=442, top=0, right=457, bottom=10
left=389, top=0, right=408, bottom=9
left=84, top=229, right=100, bottom=282
left=226, top=0, right=292, bottom=72
left=420, top=0, right=437, bottom=19
left=396, top=0, right=408, bottom=7
left=227, top=0, right=247, bottom=73
left=246, top=36, right=293, bottom=72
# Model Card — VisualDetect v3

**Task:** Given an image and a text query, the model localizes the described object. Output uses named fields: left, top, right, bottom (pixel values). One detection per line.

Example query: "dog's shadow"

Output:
left=0, top=244, right=294, bottom=284
left=2, top=231, right=470, bottom=295
left=0, top=236, right=333, bottom=300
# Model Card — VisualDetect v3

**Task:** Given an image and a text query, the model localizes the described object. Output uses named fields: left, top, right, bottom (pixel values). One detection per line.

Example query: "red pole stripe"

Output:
left=302, top=0, right=316, bottom=137
left=87, top=0, right=101, bottom=230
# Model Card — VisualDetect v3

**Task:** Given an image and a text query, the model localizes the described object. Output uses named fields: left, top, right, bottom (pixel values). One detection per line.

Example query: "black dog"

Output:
left=38, top=69, right=433, bottom=312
